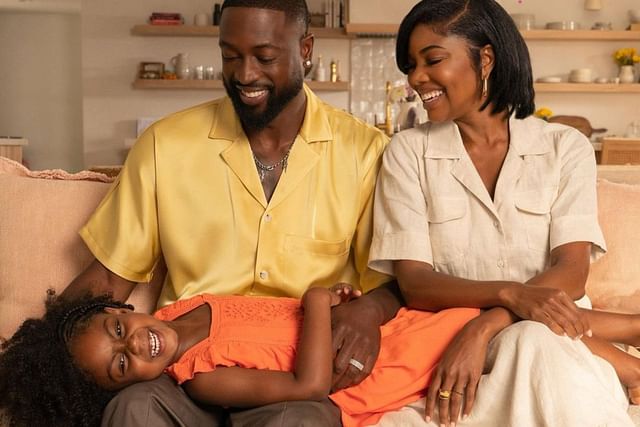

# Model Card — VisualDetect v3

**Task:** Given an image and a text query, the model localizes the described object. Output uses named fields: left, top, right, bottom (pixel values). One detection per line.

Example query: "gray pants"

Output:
left=101, top=374, right=342, bottom=427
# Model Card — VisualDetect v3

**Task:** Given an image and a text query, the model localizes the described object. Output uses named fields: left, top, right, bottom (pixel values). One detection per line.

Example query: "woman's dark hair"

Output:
left=396, top=0, right=534, bottom=119
left=0, top=293, right=133, bottom=427
left=221, top=0, right=310, bottom=35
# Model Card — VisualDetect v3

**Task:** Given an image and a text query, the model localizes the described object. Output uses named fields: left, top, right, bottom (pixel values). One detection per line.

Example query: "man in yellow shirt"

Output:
left=62, top=0, right=400, bottom=425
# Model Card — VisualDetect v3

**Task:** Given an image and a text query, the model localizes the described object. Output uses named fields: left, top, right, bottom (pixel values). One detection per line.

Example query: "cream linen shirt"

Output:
left=81, top=85, right=390, bottom=307
left=369, top=116, right=605, bottom=284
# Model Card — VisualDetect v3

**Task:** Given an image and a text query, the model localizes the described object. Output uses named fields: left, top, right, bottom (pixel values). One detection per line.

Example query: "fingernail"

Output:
left=587, top=329, right=593, bottom=337
left=462, top=414, right=469, bottom=420
left=425, top=416, right=431, bottom=422
left=575, top=334, right=582, bottom=340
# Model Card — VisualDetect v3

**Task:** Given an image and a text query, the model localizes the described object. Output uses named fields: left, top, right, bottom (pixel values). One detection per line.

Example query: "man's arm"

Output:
left=60, top=259, right=136, bottom=302
left=330, top=281, right=403, bottom=391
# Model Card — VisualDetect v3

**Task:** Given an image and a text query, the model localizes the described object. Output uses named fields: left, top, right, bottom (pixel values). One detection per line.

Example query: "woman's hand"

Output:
left=501, top=284, right=590, bottom=339
left=425, top=321, right=490, bottom=426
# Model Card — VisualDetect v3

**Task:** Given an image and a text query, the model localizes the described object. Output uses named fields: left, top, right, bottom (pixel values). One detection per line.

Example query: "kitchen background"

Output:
left=0, top=0, right=639, bottom=171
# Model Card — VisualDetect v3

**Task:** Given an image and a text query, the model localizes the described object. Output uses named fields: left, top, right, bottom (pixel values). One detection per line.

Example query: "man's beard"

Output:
left=223, top=71, right=304, bottom=132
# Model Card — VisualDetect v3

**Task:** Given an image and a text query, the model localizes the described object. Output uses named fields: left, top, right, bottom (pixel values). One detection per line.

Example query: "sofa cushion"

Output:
left=0, top=157, right=160, bottom=343
left=586, top=179, right=640, bottom=313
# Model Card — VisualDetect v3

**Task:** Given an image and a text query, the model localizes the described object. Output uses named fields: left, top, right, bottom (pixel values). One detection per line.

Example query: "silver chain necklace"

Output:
left=252, top=142, right=294, bottom=182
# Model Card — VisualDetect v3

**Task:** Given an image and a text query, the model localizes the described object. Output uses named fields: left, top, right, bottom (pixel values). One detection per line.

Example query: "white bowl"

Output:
left=546, top=21, right=581, bottom=30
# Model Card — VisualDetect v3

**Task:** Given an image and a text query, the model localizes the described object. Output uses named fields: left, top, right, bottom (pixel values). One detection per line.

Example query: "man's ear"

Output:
left=300, top=33, right=314, bottom=65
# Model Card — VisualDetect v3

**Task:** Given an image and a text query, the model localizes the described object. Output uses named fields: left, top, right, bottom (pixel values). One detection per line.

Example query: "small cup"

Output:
left=205, top=66, right=215, bottom=80
left=194, top=13, right=209, bottom=26
left=194, top=65, right=205, bottom=80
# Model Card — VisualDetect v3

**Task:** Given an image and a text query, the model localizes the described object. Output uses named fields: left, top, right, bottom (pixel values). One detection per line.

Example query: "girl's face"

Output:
left=406, top=24, right=485, bottom=123
left=68, top=308, right=179, bottom=391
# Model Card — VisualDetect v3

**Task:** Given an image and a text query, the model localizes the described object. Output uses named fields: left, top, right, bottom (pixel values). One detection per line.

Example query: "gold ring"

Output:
left=438, top=389, right=451, bottom=400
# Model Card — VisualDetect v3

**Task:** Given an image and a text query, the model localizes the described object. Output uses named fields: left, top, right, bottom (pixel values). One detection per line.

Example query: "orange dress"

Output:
left=155, top=295, right=479, bottom=427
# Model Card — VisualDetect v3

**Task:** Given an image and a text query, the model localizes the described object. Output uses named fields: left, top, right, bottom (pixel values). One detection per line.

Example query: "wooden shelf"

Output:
left=343, top=24, right=640, bottom=41
left=131, top=24, right=351, bottom=39
left=522, top=29, right=640, bottom=41
left=345, top=23, right=398, bottom=37
left=132, top=79, right=349, bottom=91
left=534, top=83, right=640, bottom=93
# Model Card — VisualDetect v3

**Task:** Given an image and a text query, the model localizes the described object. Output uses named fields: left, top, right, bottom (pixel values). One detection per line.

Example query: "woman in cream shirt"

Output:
left=370, top=1, right=639, bottom=426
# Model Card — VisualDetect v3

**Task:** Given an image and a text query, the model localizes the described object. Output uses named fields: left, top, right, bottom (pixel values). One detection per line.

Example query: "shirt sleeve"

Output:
left=549, top=128, right=606, bottom=262
left=79, top=127, right=161, bottom=282
left=369, top=131, right=433, bottom=276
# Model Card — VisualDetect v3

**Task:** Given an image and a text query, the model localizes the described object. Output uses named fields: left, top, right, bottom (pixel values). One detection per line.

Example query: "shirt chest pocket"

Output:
left=427, top=197, right=468, bottom=270
left=514, top=187, right=557, bottom=253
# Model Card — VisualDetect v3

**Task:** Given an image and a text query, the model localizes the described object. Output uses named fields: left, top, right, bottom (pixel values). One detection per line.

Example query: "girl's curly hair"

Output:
left=0, top=292, right=133, bottom=427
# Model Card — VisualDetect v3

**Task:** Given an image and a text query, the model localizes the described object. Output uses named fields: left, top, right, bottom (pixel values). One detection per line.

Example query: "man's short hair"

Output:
left=221, top=0, right=310, bottom=34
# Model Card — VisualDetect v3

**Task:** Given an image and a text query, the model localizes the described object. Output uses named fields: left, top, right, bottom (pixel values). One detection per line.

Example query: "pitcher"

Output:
left=171, top=53, right=190, bottom=80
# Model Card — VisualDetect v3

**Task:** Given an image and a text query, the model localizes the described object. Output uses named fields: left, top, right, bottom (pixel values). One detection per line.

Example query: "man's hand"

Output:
left=330, top=282, right=402, bottom=391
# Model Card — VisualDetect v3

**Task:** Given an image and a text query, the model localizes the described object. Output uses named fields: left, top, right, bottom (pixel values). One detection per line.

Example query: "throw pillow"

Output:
left=586, top=179, right=640, bottom=313
left=0, top=157, right=162, bottom=342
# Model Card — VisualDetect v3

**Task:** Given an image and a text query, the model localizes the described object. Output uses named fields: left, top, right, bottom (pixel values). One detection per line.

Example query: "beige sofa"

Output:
left=1, top=157, right=639, bottom=424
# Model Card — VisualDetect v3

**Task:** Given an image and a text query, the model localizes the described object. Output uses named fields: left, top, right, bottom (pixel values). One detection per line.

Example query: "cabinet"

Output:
left=130, top=25, right=351, bottom=92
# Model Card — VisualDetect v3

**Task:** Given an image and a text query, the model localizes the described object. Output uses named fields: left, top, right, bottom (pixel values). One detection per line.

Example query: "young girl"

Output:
left=0, top=286, right=478, bottom=427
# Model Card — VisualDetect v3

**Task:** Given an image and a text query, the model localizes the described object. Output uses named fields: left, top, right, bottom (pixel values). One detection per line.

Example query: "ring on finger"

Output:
left=348, top=358, right=365, bottom=371
left=438, top=389, right=451, bottom=400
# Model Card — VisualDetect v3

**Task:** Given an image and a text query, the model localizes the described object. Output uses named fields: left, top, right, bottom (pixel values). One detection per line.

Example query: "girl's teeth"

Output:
left=148, top=330, right=159, bottom=358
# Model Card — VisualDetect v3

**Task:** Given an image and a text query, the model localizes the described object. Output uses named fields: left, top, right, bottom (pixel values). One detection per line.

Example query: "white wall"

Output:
left=0, top=11, right=83, bottom=171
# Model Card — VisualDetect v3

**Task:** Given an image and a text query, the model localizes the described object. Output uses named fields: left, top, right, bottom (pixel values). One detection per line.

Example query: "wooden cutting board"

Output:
left=547, top=115, right=606, bottom=137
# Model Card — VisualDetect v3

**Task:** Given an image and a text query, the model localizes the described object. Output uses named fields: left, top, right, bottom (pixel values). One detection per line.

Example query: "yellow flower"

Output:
left=534, top=107, right=553, bottom=120
left=614, top=47, right=640, bottom=66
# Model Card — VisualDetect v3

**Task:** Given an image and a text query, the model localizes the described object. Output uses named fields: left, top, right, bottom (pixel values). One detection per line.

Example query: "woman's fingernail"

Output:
left=587, top=329, right=593, bottom=337
left=425, top=416, right=431, bottom=422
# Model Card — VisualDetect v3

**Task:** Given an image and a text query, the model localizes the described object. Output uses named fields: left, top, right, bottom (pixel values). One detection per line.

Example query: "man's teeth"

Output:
left=421, top=90, right=443, bottom=102
left=241, top=89, right=267, bottom=98
left=149, top=330, right=159, bottom=358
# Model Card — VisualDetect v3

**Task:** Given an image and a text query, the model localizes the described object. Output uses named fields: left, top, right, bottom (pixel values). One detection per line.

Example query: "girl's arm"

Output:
left=182, top=287, right=336, bottom=407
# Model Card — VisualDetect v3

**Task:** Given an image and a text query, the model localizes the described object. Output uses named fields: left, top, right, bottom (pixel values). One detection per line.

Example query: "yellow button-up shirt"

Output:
left=81, top=85, right=390, bottom=308
left=370, top=116, right=605, bottom=284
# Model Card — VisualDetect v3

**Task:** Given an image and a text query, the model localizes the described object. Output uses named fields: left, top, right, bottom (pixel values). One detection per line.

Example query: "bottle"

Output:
left=330, top=59, right=339, bottom=82
left=213, top=3, right=221, bottom=26
left=314, top=55, right=327, bottom=82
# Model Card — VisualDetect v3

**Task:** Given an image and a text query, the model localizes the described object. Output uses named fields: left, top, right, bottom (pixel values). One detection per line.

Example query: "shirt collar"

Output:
left=208, top=83, right=333, bottom=144
left=424, top=115, right=552, bottom=159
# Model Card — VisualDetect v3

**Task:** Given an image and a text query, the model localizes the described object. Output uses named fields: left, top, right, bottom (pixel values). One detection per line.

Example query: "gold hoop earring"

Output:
left=482, top=77, right=488, bottom=97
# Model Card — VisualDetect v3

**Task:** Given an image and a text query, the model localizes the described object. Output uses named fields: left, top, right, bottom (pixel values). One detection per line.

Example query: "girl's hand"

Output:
left=425, top=322, right=490, bottom=426
left=502, top=285, right=590, bottom=339
left=329, top=283, right=362, bottom=307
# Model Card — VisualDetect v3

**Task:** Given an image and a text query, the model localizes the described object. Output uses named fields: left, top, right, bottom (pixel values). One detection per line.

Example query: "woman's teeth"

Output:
left=148, top=330, right=160, bottom=358
left=421, top=90, right=443, bottom=102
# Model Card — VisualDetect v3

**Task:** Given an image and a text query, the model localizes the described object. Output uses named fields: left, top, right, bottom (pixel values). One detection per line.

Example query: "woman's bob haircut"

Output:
left=396, top=0, right=534, bottom=119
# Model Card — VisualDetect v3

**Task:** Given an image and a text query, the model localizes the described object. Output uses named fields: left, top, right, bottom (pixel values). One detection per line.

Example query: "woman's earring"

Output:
left=304, top=59, right=312, bottom=68
left=482, top=77, right=488, bottom=97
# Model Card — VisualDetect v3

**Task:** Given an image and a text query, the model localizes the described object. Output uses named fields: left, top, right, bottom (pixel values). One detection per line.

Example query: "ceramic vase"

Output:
left=618, top=65, right=636, bottom=84
left=171, top=53, right=191, bottom=80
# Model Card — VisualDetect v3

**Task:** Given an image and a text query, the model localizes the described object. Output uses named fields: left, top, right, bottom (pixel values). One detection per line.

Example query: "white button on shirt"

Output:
left=369, top=116, right=606, bottom=284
